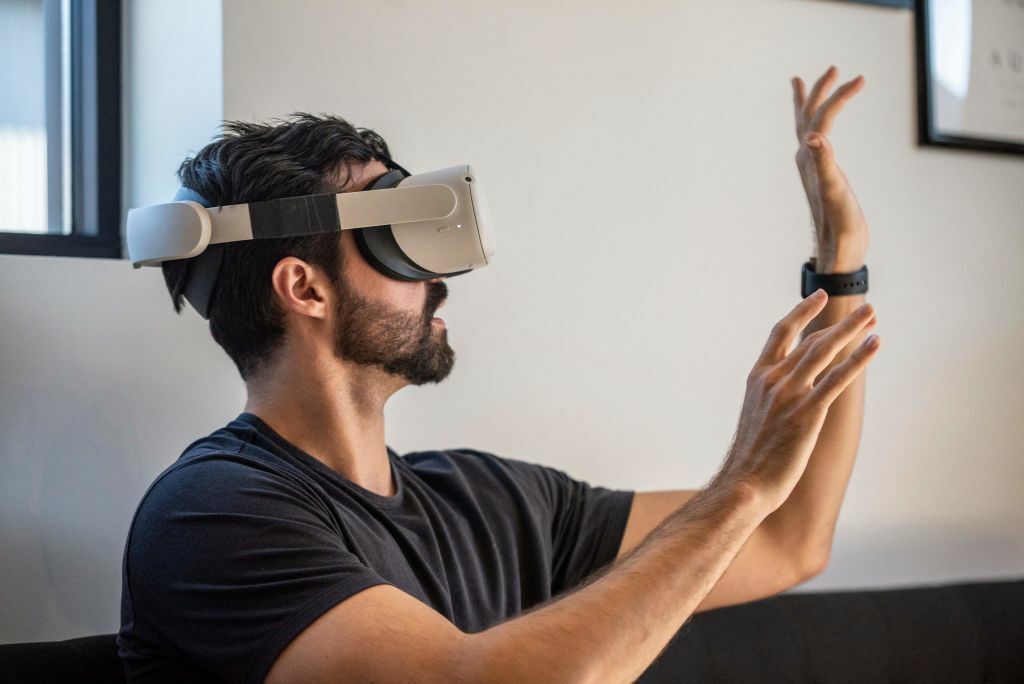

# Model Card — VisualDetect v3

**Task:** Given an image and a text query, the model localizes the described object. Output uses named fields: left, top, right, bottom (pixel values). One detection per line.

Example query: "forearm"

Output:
left=762, top=254, right=868, bottom=565
left=462, top=481, right=768, bottom=684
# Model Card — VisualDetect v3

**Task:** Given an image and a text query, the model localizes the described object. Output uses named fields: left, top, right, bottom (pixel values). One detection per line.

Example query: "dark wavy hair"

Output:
left=162, top=112, right=394, bottom=383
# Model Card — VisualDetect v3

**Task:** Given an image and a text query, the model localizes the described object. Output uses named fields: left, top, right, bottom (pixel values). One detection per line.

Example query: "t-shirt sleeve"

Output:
left=498, top=454, right=635, bottom=596
left=119, top=455, right=393, bottom=684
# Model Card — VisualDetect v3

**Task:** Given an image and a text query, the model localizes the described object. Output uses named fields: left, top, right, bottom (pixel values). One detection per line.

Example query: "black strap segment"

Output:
left=801, top=261, right=869, bottom=298
left=247, top=193, right=340, bottom=239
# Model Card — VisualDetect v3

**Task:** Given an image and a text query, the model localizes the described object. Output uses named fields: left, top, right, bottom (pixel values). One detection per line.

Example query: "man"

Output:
left=119, top=66, right=877, bottom=683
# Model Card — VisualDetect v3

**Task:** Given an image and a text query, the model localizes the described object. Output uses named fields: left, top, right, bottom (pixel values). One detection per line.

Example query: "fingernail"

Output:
left=857, top=303, right=872, bottom=316
left=865, top=334, right=880, bottom=349
left=811, top=288, right=826, bottom=299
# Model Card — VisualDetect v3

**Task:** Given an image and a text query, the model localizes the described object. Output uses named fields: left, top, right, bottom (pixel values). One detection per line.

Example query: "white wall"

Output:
left=1, top=0, right=1021, bottom=642
left=0, top=0, right=225, bottom=642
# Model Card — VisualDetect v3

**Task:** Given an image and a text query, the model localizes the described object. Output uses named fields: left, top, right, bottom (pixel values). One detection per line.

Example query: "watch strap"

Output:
left=801, top=259, right=868, bottom=298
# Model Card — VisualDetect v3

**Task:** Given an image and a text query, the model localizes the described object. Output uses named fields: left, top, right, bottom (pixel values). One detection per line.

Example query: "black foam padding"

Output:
left=182, top=242, right=224, bottom=320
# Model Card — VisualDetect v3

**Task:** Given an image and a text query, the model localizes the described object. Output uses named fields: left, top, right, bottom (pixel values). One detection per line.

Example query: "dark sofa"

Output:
left=2, top=577, right=1021, bottom=683
left=637, top=576, right=1023, bottom=683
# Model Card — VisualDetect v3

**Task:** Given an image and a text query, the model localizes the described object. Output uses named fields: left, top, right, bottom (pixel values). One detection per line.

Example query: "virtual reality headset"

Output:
left=125, top=154, right=495, bottom=319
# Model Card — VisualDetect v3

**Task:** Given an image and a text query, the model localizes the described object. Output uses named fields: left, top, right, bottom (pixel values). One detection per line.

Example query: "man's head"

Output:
left=163, top=113, right=455, bottom=388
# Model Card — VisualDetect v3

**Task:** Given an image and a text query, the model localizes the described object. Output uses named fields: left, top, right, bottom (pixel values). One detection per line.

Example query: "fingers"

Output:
left=756, top=290, right=830, bottom=367
left=806, top=332, right=881, bottom=406
left=792, top=67, right=866, bottom=141
left=804, top=66, right=838, bottom=120
left=770, top=326, right=829, bottom=378
left=809, top=75, right=865, bottom=136
left=791, top=77, right=807, bottom=130
left=771, top=309, right=874, bottom=381
left=787, top=303, right=876, bottom=386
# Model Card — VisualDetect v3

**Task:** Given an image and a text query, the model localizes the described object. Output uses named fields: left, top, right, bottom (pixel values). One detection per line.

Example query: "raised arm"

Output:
left=615, top=488, right=815, bottom=615
left=615, top=67, right=877, bottom=582
left=766, top=66, right=876, bottom=565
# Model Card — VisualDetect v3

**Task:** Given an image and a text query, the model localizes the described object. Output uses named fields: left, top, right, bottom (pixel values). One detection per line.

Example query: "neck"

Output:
left=243, top=349, right=406, bottom=498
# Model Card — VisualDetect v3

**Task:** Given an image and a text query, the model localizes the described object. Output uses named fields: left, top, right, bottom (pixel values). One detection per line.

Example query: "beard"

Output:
left=330, top=272, right=455, bottom=386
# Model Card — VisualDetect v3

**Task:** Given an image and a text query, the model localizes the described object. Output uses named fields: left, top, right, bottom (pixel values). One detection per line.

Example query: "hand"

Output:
left=712, top=290, right=880, bottom=514
left=792, top=66, right=869, bottom=272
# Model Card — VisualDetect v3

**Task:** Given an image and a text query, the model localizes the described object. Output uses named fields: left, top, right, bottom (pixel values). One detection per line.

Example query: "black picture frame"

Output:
left=841, top=0, right=912, bottom=7
left=915, top=0, right=1024, bottom=157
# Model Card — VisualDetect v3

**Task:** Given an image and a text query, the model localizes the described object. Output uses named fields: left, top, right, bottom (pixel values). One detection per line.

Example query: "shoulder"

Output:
left=138, top=449, right=318, bottom=516
left=126, top=449, right=335, bottom=566
left=122, top=450, right=348, bottom=601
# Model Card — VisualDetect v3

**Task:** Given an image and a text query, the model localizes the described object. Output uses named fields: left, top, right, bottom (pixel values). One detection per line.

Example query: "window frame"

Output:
left=0, top=0, right=122, bottom=259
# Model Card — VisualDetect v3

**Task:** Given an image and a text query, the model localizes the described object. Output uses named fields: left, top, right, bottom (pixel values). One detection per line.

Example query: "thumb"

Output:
left=804, top=134, right=841, bottom=186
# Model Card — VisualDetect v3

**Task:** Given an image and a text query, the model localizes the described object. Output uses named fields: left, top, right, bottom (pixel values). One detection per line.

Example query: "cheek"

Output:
left=365, top=272, right=424, bottom=313
left=341, top=232, right=425, bottom=311
left=394, top=283, right=426, bottom=313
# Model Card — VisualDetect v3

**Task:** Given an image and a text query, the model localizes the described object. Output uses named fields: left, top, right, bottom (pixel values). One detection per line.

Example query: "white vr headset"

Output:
left=126, top=155, right=495, bottom=319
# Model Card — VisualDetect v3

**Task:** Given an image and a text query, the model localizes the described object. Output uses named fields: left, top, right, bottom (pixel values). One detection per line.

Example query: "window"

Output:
left=0, top=0, right=121, bottom=259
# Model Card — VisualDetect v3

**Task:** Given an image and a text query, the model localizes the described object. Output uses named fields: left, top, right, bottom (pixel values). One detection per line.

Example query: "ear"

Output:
left=270, top=256, right=331, bottom=320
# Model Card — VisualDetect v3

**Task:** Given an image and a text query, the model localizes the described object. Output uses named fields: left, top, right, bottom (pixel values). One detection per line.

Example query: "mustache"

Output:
left=424, top=281, right=448, bottom=318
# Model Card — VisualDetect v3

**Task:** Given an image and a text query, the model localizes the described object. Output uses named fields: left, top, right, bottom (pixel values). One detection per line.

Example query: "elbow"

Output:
left=796, top=532, right=834, bottom=583
left=448, top=631, right=496, bottom=684
left=454, top=630, right=597, bottom=684
left=451, top=631, right=517, bottom=684
left=798, top=550, right=830, bottom=582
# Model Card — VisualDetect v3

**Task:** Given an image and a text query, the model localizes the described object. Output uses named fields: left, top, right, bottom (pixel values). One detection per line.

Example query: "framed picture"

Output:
left=915, top=0, right=1024, bottom=156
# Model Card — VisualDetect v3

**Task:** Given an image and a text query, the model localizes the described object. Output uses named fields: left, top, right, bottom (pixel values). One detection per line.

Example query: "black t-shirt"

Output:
left=117, top=412, right=635, bottom=683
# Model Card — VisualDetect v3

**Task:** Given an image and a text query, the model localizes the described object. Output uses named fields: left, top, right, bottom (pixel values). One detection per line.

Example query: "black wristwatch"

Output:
left=801, top=257, right=868, bottom=298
